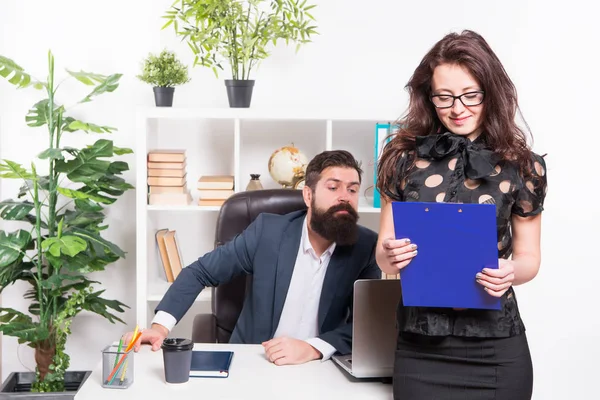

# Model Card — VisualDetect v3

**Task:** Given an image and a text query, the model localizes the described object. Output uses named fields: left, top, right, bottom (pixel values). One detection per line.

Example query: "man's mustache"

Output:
left=326, top=203, right=358, bottom=219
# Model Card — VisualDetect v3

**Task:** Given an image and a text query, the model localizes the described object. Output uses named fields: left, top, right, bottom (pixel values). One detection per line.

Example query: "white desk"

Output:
left=75, top=343, right=393, bottom=399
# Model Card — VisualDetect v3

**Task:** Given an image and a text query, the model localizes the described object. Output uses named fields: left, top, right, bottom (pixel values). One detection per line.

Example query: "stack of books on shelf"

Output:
left=155, top=229, right=184, bottom=283
left=147, top=149, right=192, bottom=206
left=197, top=175, right=235, bottom=206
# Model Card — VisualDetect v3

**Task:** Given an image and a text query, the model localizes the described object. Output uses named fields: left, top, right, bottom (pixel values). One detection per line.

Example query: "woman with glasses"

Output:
left=376, top=30, right=547, bottom=400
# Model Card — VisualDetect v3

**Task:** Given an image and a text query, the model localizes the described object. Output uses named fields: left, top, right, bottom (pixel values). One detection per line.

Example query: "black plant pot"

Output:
left=0, top=371, right=91, bottom=399
left=224, top=79, right=255, bottom=108
left=153, top=87, right=175, bottom=107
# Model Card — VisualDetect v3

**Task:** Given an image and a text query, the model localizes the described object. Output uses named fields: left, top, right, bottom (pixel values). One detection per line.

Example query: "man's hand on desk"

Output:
left=261, top=337, right=322, bottom=366
left=122, top=323, right=169, bottom=352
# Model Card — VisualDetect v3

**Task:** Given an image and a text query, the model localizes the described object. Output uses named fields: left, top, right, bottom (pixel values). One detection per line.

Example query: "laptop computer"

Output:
left=331, top=278, right=401, bottom=378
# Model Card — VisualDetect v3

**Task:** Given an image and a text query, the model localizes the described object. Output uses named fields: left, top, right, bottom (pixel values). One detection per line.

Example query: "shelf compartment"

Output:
left=147, top=279, right=212, bottom=303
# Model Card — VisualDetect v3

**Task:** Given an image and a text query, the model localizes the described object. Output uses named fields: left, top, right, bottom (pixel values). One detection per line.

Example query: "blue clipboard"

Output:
left=391, top=202, right=501, bottom=310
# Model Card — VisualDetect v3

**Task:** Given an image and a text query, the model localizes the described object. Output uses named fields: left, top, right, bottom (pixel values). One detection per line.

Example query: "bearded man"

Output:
left=128, top=150, right=380, bottom=366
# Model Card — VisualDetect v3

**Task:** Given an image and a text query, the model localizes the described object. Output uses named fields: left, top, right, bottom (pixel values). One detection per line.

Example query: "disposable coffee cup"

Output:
left=161, top=338, right=194, bottom=384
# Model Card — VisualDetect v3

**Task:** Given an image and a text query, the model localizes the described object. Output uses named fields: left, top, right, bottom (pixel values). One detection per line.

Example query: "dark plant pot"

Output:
left=0, top=371, right=91, bottom=399
left=153, top=87, right=174, bottom=107
left=224, top=79, right=255, bottom=108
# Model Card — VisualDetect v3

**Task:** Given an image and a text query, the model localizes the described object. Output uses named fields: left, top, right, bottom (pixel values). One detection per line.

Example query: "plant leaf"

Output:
left=0, top=55, right=44, bottom=89
left=54, top=139, right=117, bottom=183
left=55, top=278, right=98, bottom=293
left=0, top=308, right=49, bottom=343
left=55, top=159, right=111, bottom=182
left=93, top=181, right=128, bottom=197
left=81, top=291, right=128, bottom=324
left=74, top=199, right=103, bottom=212
left=83, top=139, right=114, bottom=158
left=67, top=120, right=117, bottom=134
left=0, top=160, right=34, bottom=180
left=41, top=274, right=87, bottom=291
left=57, top=187, right=115, bottom=205
left=66, top=70, right=106, bottom=85
left=60, top=208, right=105, bottom=229
left=42, top=235, right=88, bottom=258
left=38, top=148, right=65, bottom=160
left=0, top=230, right=33, bottom=267
left=61, top=116, right=78, bottom=133
left=18, top=176, right=50, bottom=195
left=25, top=99, right=54, bottom=127
left=161, top=18, right=174, bottom=30
left=66, top=227, right=126, bottom=258
left=46, top=250, right=115, bottom=274
left=24, top=214, right=48, bottom=230
left=79, top=73, right=122, bottom=103
left=107, top=161, right=129, bottom=175
left=0, top=261, right=35, bottom=293
left=0, top=199, right=35, bottom=221
left=112, top=146, right=133, bottom=156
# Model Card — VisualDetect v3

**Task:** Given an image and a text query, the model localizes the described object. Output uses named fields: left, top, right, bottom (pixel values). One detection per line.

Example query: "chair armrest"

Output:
left=192, top=314, right=217, bottom=343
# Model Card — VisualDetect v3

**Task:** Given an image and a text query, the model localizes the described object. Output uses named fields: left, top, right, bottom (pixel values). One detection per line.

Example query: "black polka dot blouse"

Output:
left=384, top=131, right=548, bottom=338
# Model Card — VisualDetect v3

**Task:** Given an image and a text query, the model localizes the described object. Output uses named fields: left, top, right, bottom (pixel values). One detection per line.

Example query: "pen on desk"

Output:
left=107, top=337, right=124, bottom=385
left=131, top=324, right=139, bottom=343
left=108, top=357, right=124, bottom=386
left=119, top=358, right=129, bottom=385
left=119, top=325, right=138, bottom=385
left=113, top=338, right=123, bottom=370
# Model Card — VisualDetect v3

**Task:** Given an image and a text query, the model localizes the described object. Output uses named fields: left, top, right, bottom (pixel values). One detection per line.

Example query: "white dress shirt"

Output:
left=152, top=216, right=338, bottom=360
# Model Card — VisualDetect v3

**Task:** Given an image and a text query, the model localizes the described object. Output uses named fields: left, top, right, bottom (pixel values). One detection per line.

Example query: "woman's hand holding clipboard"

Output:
left=381, top=237, right=418, bottom=271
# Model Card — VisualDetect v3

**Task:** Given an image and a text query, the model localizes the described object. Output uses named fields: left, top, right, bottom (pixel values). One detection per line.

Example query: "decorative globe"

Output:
left=268, top=144, right=309, bottom=188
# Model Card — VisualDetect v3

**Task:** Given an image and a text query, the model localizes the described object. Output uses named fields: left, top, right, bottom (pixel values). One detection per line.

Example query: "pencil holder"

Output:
left=101, top=344, right=134, bottom=389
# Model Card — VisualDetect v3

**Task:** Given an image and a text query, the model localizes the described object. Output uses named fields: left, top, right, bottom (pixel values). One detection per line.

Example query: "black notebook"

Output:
left=189, top=350, right=234, bottom=378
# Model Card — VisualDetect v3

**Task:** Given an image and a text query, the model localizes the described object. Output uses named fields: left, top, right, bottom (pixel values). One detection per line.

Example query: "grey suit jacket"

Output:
left=155, top=210, right=380, bottom=355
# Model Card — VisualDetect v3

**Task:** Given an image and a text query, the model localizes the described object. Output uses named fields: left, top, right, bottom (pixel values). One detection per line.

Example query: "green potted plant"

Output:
left=162, top=0, right=318, bottom=108
left=137, top=49, right=190, bottom=107
left=0, top=51, right=132, bottom=396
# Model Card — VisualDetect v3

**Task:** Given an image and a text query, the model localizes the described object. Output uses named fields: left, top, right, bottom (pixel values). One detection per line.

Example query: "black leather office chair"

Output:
left=191, top=189, right=307, bottom=343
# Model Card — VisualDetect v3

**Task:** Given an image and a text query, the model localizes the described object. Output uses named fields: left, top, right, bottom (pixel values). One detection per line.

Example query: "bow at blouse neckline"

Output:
left=415, top=132, right=500, bottom=180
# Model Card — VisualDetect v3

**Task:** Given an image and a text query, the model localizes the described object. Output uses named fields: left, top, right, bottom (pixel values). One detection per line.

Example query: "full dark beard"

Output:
left=310, top=201, right=359, bottom=245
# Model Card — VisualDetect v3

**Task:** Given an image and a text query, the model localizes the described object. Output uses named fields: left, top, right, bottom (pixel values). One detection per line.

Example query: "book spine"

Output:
left=373, top=123, right=391, bottom=208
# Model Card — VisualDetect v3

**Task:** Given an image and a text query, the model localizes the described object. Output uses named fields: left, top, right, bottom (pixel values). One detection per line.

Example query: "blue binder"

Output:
left=391, top=202, right=501, bottom=310
left=373, top=123, right=392, bottom=208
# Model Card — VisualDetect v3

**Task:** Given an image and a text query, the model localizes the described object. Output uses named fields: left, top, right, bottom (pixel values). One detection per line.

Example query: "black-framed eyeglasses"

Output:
left=430, top=90, right=485, bottom=109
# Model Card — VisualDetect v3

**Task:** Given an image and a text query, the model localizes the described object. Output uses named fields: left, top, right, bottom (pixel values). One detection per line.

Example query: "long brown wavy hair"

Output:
left=377, top=30, right=535, bottom=200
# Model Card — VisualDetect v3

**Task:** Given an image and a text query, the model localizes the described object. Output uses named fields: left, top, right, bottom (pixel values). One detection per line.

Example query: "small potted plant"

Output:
left=137, top=49, right=190, bottom=107
left=162, top=0, right=318, bottom=108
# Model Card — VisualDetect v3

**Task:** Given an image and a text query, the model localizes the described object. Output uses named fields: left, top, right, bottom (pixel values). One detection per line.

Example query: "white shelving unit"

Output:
left=135, top=107, right=401, bottom=329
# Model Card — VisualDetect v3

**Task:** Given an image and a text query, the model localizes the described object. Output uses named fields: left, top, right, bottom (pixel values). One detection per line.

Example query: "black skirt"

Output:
left=393, top=332, right=533, bottom=400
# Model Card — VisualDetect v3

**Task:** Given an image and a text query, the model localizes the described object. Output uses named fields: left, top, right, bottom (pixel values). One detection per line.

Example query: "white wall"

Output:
left=0, top=0, right=597, bottom=398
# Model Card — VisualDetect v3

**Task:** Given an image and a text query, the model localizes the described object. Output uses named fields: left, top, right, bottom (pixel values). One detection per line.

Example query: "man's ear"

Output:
left=302, top=185, right=312, bottom=208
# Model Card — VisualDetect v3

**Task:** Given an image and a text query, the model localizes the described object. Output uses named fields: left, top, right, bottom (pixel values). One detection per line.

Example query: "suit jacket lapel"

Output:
left=270, top=216, right=303, bottom=336
left=318, top=246, right=350, bottom=329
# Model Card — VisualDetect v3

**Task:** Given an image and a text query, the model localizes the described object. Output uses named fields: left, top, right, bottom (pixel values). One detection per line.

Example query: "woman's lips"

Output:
left=451, top=116, right=471, bottom=126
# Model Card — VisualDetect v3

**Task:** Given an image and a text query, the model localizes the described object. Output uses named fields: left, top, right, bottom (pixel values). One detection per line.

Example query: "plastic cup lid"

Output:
left=161, top=338, right=194, bottom=351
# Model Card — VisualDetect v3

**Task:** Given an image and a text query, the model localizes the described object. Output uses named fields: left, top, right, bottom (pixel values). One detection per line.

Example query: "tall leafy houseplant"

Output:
left=137, top=49, right=191, bottom=107
left=162, top=0, right=318, bottom=108
left=0, top=52, right=132, bottom=393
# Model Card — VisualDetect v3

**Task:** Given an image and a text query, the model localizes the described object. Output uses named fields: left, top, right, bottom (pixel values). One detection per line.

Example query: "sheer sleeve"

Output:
left=512, top=153, right=548, bottom=217
left=380, top=150, right=412, bottom=202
